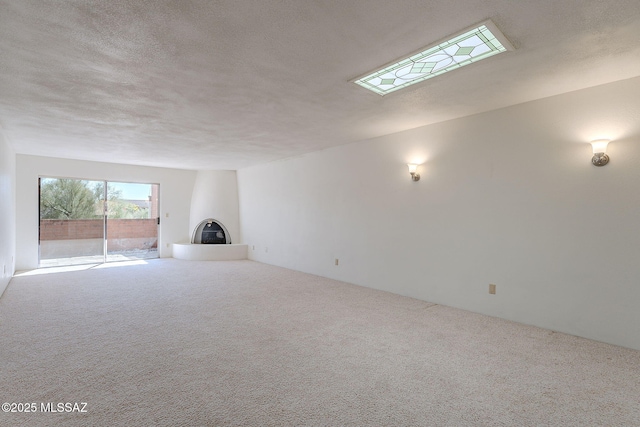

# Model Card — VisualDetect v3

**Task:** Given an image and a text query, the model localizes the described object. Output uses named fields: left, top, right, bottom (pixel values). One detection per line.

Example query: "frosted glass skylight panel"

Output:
left=353, top=20, right=513, bottom=96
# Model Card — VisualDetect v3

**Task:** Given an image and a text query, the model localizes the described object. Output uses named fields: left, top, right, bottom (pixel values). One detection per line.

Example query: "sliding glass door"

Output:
left=105, top=181, right=159, bottom=262
left=39, top=178, right=105, bottom=266
left=39, top=177, right=159, bottom=267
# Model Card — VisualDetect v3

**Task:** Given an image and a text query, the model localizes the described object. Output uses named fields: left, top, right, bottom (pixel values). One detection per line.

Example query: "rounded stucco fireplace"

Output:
left=173, top=218, right=246, bottom=261
left=173, top=171, right=247, bottom=261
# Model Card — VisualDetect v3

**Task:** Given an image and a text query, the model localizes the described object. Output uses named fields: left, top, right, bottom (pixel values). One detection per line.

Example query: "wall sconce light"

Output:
left=590, top=139, right=610, bottom=167
left=407, top=163, right=420, bottom=181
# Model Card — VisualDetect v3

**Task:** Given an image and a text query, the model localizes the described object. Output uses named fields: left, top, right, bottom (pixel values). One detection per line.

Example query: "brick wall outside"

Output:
left=40, top=219, right=158, bottom=241
left=40, top=219, right=103, bottom=240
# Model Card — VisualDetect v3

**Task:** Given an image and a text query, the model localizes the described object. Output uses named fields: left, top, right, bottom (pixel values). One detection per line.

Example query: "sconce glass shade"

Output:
left=407, top=163, right=420, bottom=181
left=590, top=139, right=610, bottom=154
left=590, top=139, right=610, bottom=166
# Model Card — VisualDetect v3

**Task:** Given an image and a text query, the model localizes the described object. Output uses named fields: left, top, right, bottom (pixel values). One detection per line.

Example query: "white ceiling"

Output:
left=1, top=0, right=640, bottom=170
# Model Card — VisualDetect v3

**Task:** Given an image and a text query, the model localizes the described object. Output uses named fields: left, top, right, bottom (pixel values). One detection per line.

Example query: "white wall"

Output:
left=0, top=132, right=16, bottom=297
left=238, top=76, right=640, bottom=350
left=189, top=170, right=240, bottom=243
left=16, top=155, right=197, bottom=270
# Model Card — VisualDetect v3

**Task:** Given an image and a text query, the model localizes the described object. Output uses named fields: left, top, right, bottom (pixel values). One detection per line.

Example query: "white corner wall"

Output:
left=238, top=76, right=640, bottom=350
left=189, top=170, right=240, bottom=243
left=0, top=132, right=16, bottom=297
left=15, top=155, right=197, bottom=270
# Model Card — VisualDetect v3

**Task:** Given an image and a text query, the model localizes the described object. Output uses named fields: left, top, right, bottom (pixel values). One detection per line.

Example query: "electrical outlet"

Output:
left=489, top=284, right=496, bottom=294
left=335, top=258, right=339, bottom=266
left=252, top=245, right=255, bottom=250
left=265, top=247, right=268, bottom=253
left=166, top=243, right=170, bottom=248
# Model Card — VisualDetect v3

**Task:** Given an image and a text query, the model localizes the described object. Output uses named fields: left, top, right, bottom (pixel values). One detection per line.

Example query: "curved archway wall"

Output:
left=189, top=170, right=239, bottom=244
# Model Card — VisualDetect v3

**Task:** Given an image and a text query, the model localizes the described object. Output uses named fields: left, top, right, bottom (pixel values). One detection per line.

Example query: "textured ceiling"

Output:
left=1, top=0, right=640, bottom=170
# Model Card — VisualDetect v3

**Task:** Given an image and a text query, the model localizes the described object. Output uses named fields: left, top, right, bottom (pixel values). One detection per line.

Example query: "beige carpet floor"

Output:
left=0, top=259, right=638, bottom=426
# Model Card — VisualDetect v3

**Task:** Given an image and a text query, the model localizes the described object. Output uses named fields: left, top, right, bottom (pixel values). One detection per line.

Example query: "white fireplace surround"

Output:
left=173, top=170, right=247, bottom=261
left=175, top=217, right=246, bottom=260
left=172, top=242, right=247, bottom=261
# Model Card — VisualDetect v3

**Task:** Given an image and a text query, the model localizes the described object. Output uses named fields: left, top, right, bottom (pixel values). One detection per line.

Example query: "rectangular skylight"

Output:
left=352, top=20, right=513, bottom=96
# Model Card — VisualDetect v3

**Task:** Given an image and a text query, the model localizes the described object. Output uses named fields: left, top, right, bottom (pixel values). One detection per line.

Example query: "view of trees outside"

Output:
left=40, top=179, right=99, bottom=220
left=40, top=178, right=152, bottom=220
